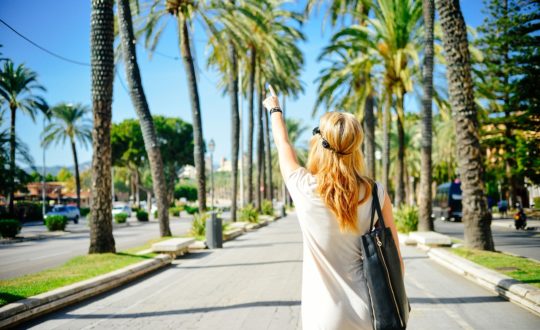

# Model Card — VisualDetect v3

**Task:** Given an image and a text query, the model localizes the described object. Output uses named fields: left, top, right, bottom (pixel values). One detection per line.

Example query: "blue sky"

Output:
left=0, top=0, right=485, bottom=170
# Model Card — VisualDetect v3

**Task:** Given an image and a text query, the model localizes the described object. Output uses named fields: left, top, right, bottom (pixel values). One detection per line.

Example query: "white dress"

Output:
left=286, top=167, right=385, bottom=330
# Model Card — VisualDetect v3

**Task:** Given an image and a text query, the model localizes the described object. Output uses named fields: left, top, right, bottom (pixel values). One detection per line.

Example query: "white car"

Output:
left=45, top=205, right=80, bottom=224
left=112, top=204, right=132, bottom=217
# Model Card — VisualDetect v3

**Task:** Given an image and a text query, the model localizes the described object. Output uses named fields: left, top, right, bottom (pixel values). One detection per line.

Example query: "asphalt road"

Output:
left=435, top=218, right=540, bottom=260
left=0, top=217, right=192, bottom=280
left=22, top=214, right=540, bottom=329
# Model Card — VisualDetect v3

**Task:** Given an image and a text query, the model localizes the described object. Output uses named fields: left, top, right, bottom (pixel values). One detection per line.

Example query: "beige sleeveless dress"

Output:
left=286, top=167, right=385, bottom=330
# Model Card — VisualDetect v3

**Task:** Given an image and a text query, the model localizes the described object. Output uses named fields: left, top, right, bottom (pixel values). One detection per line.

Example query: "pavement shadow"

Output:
left=409, top=296, right=503, bottom=304
left=229, top=241, right=302, bottom=249
left=175, top=259, right=302, bottom=269
left=52, top=300, right=302, bottom=320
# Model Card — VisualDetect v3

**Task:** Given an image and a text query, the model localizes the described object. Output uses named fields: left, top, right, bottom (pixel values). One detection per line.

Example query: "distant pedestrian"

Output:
left=263, top=86, right=404, bottom=330
left=498, top=200, right=508, bottom=218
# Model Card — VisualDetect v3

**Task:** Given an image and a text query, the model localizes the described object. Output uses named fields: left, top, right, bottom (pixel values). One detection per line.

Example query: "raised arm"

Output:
left=262, top=85, right=300, bottom=179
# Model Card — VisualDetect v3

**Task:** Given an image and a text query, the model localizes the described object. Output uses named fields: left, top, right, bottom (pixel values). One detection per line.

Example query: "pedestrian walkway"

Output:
left=24, top=213, right=540, bottom=329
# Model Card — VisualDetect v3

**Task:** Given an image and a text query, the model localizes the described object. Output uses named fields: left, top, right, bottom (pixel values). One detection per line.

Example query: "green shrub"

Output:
left=153, top=210, right=158, bottom=219
left=174, top=184, right=198, bottom=201
left=184, top=205, right=199, bottom=215
left=191, top=212, right=208, bottom=237
left=114, top=213, right=128, bottom=224
left=394, top=205, right=418, bottom=234
left=45, top=215, right=67, bottom=231
left=80, top=207, right=90, bottom=217
left=239, top=204, right=259, bottom=223
left=261, top=200, right=274, bottom=216
left=0, top=219, right=21, bottom=238
left=13, top=202, right=43, bottom=221
left=131, top=206, right=140, bottom=213
left=169, top=206, right=183, bottom=217
left=533, top=197, right=540, bottom=210
left=136, top=210, right=149, bottom=222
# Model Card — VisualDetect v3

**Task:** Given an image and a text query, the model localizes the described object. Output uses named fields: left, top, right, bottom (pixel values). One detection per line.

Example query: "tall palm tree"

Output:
left=0, top=60, right=47, bottom=215
left=139, top=0, right=207, bottom=211
left=89, top=0, right=116, bottom=253
left=117, top=0, right=171, bottom=236
left=42, top=103, right=92, bottom=211
left=419, top=0, right=435, bottom=231
left=435, top=0, right=494, bottom=251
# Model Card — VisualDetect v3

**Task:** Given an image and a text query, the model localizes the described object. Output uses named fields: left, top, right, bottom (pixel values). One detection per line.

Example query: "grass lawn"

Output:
left=451, top=247, right=540, bottom=288
left=0, top=236, right=182, bottom=307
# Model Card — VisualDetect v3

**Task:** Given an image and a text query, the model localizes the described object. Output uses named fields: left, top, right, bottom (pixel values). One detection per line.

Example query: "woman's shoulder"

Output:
left=285, top=167, right=316, bottom=199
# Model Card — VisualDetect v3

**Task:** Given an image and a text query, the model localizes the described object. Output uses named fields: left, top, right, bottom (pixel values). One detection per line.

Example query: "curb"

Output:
left=0, top=254, right=172, bottom=328
left=425, top=246, right=540, bottom=316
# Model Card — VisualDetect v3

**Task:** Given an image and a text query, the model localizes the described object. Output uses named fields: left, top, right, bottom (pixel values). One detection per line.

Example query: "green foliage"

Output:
left=191, top=212, right=208, bottom=238
left=261, top=200, right=274, bottom=216
left=56, top=168, right=73, bottom=182
left=169, top=206, right=183, bottom=216
left=174, top=184, right=198, bottom=202
left=114, top=213, right=128, bottom=224
left=533, top=197, right=540, bottom=210
left=239, top=204, right=259, bottom=223
left=13, top=202, right=44, bottom=221
left=45, top=215, right=67, bottom=231
left=136, top=210, right=148, bottom=222
left=394, top=205, right=418, bottom=234
left=452, top=247, right=540, bottom=288
left=184, top=205, right=199, bottom=215
left=153, top=210, right=158, bottom=219
left=80, top=207, right=90, bottom=217
left=0, top=252, right=152, bottom=307
left=0, top=219, right=21, bottom=238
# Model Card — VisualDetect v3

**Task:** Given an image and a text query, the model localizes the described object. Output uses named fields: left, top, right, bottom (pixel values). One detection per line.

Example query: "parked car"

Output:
left=433, top=180, right=462, bottom=222
left=112, top=204, right=132, bottom=217
left=44, top=205, right=80, bottom=224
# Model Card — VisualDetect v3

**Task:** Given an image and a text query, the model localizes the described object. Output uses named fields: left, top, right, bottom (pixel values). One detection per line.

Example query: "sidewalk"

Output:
left=24, top=213, right=540, bottom=329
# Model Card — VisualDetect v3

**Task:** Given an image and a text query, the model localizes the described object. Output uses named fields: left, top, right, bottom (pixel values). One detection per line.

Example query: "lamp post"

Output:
left=208, top=139, right=215, bottom=210
left=42, top=115, right=47, bottom=218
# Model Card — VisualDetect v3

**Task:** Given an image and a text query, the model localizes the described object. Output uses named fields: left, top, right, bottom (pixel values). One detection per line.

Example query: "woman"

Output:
left=263, top=86, right=404, bottom=330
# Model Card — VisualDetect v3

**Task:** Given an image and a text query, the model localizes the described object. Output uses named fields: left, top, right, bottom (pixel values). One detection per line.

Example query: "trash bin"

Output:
left=206, top=211, right=223, bottom=249
left=281, top=204, right=287, bottom=218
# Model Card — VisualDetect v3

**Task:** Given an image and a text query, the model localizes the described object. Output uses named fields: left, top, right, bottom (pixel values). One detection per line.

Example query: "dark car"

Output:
left=433, top=180, right=462, bottom=222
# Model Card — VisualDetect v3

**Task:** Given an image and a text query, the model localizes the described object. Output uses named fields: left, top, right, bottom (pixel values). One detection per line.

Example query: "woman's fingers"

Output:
left=268, top=84, right=277, bottom=97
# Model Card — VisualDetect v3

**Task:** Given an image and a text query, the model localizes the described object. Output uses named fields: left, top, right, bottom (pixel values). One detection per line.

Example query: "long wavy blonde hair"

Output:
left=306, top=112, right=372, bottom=233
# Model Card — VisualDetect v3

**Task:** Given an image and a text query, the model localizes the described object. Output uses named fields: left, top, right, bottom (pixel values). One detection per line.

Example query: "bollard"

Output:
left=206, top=211, right=223, bottom=249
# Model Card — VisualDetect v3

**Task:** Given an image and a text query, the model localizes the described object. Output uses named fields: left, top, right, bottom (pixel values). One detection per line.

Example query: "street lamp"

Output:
left=208, top=139, right=215, bottom=210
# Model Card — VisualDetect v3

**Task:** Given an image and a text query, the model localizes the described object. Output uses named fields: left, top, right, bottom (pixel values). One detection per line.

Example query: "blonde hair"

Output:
left=306, top=112, right=372, bottom=233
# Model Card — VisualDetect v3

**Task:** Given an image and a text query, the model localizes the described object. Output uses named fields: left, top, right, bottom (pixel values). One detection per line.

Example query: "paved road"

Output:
left=435, top=218, right=540, bottom=260
left=0, top=217, right=192, bottom=279
left=24, top=213, right=540, bottom=329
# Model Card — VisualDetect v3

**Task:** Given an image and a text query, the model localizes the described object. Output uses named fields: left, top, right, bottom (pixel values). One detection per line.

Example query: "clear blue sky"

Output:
left=0, top=0, right=485, bottom=170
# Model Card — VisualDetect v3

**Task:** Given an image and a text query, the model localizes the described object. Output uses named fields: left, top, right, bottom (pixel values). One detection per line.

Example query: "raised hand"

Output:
left=262, top=84, right=280, bottom=111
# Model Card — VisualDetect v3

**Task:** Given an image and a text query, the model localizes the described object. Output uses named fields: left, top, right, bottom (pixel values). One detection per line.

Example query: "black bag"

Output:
left=360, top=183, right=410, bottom=330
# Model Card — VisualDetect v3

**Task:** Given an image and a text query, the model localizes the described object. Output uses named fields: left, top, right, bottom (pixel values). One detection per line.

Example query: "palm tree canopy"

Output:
left=0, top=60, right=48, bottom=120
left=42, top=103, right=92, bottom=148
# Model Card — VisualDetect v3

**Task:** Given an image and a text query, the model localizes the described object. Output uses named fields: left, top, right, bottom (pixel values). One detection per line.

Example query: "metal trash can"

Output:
left=206, top=211, right=223, bottom=249
left=281, top=203, right=287, bottom=218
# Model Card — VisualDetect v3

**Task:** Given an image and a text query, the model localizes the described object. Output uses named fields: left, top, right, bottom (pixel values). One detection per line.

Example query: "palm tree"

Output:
left=0, top=60, right=47, bottom=215
left=42, top=103, right=92, bottom=211
left=435, top=0, right=494, bottom=250
left=419, top=0, right=435, bottom=231
left=138, top=0, right=208, bottom=212
left=117, top=0, right=171, bottom=236
left=89, top=0, right=116, bottom=253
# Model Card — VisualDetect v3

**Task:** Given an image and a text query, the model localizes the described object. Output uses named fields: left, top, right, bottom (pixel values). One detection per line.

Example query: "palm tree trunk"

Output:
left=70, top=139, right=81, bottom=210
left=363, top=95, right=375, bottom=179
left=228, top=23, right=240, bottom=222
left=247, top=48, right=256, bottom=205
left=256, top=78, right=264, bottom=210
left=382, top=95, right=391, bottom=192
left=436, top=0, right=494, bottom=251
left=8, top=105, right=16, bottom=215
left=419, top=0, right=435, bottom=231
left=178, top=14, right=206, bottom=212
left=117, top=0, right=171, bottom=236
left=264, top=109, right=273, bottom=202
left=395, top=95, right=406, bottom=206
left=89, top=0, right=116, bottom=254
